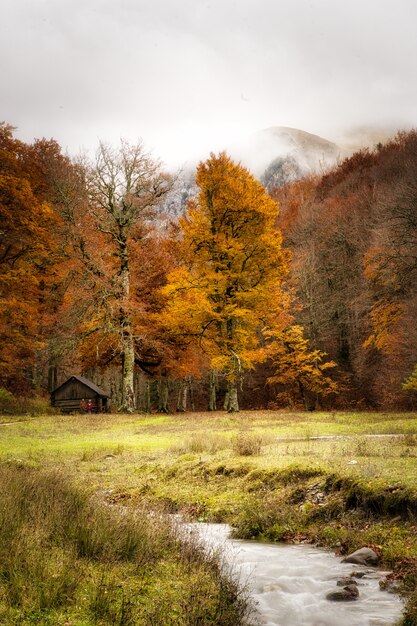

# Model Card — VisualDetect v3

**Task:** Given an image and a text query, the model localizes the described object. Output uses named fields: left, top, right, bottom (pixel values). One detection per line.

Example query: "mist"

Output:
left=1, top=0, right=417, bottom=167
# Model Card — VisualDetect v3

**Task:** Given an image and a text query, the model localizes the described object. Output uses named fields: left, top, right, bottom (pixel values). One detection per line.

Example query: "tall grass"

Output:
left=231, top=431, right=263, bottom=456
left=0, top=462, right=250, bottom=625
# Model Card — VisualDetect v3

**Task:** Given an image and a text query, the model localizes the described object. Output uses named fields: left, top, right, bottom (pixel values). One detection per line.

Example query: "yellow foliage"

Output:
left=363, top=300, right=403, bottom=354
left=268, top=325, right=338, bottom=398
left=161, top=152, right=291, bottom=382
left=403, top=365, right=417, bottom=392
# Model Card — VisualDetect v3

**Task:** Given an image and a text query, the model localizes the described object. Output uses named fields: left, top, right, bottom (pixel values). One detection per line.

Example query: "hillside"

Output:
left=231, top=126, right=340, bottom=188
left=272, top=130, right=417, bottom=408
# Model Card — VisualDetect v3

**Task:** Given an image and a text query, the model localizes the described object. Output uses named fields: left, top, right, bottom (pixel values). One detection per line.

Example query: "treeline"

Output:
left=272, top=130, right=417, bottom=408
left=1, top=121, right=416, bottom=410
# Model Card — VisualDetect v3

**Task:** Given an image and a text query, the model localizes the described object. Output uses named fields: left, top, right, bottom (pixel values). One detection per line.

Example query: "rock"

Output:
left=337, top=577, right=358, bottom=587
left=350, top=570, right=367, bottom=578
left=326, top=585, right=359, bottom=602
left=342, top=547, right=379, bottom=566
left=304, top=482, right=327, bottom=505
left=379, top=578, right=401, bottom=594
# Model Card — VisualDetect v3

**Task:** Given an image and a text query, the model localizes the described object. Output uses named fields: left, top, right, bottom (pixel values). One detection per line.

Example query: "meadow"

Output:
left=1, top=410, right=417, bottom=625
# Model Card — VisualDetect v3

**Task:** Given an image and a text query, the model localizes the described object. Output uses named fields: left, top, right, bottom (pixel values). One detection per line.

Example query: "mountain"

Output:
left=230, top=126, right=341, bottom=190
left=162, top=125, right=397, bottom=216
left=332, top=125, right=400, bottom=155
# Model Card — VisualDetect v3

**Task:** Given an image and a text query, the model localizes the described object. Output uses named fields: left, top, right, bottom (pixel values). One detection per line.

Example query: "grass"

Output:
left=0, top=462, right=249, bottom=625
left=3, top=410, right=416, bottom=489
left=1, top=409, right=417, bottom=624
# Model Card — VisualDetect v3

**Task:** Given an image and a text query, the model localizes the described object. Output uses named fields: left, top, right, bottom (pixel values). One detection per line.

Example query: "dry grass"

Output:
left=1, top=409, right=417, bottom=625
left=0, top=462, right=251, bottom=625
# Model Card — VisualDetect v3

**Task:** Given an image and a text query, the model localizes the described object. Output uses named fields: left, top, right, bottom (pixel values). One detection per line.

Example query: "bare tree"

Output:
left=59, top=141, right=170, bottom=412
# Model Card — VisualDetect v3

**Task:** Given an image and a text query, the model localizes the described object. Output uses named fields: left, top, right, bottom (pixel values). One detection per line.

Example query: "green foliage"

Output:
left=0, top=389, right=53, bottom=416
left=403, top=365, right=417, bottom=392
left=0, top=388, right=17, bottom=414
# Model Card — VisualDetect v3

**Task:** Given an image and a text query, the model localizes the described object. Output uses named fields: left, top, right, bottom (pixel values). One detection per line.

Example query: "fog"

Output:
left=2, top=0, right=417, bottom=167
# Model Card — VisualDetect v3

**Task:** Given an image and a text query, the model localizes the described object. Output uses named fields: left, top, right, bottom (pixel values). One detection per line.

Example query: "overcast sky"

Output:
left=2, top=0, right=417, bottom=167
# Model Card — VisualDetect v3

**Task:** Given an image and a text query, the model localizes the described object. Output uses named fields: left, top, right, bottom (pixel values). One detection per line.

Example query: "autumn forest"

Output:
left=1, top=121, right=417, bottom=412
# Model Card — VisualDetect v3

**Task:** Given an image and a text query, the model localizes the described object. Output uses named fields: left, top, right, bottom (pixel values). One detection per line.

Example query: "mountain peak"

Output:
left=229, top=126, right=340, bottom=186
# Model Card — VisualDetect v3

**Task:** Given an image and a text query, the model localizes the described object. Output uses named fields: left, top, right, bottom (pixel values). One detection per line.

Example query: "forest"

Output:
left=1, top=121, right=417, bottom=412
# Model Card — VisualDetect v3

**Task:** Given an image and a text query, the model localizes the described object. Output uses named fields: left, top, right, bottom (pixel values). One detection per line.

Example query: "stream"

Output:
left=183, top=522, right=404, bottom=626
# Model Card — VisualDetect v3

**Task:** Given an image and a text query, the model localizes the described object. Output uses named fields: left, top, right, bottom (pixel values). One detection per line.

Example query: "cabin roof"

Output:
left=51, top=375, right=109, bottom=398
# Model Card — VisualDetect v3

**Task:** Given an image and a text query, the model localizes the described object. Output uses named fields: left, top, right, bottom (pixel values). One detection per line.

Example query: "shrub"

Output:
left=231, top=432, right=262, bottom=456
left=0, top=388, right=19, bottom=415
left=0, top=389, right=54, bottom=416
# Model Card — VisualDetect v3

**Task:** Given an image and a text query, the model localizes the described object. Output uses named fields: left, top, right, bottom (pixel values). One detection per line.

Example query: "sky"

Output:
left=2, top=0, right=417, bottom=168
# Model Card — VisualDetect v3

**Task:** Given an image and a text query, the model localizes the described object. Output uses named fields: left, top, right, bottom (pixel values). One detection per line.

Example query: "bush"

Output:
left=231, top=432, right=263, bottom=456
left=0, top=389, right=54, bottom=416
left=0, top=388, right=19, bottom=415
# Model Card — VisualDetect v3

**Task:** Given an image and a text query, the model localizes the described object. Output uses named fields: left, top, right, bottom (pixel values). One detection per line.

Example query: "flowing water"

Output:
left=184, top=523, right=404, bottom=626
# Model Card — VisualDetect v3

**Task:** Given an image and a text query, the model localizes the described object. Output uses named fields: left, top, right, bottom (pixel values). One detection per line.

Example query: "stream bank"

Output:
left=183, top=522, right=404, bottom=626
left=128, top=457, right=417, bottom=624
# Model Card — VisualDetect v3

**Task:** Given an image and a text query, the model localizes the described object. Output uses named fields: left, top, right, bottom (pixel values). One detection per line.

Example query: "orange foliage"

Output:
left=161, top=152, right=292, bottom=393
left=0, top=124, right=61, bottom=390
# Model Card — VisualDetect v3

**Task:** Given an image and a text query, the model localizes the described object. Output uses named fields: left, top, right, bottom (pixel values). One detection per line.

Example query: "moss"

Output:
left=245, top=465, right=326, bottom=492
left=208, top=461, right=252, bottom=477
left=324, top=475, right=417, bottom=520
left=348, top=485, right=417, bottom=519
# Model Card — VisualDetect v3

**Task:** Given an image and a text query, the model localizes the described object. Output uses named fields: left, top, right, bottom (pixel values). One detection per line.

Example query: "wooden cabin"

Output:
left=51, top=375, right=109, bottom=414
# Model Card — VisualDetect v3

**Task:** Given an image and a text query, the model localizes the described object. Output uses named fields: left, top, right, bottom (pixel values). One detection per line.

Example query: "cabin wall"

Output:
left=53, top=398, right=88, bottom=413
left=53, top=380, right=95, bottom=401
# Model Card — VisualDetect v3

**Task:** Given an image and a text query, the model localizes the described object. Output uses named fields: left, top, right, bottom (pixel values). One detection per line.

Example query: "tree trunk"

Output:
left=176, top=380, right=188, bottom=412
left=121, top=332, right=135, bottom=412
left=158, top=377, right=169, bottom=413
left=48, top=364, right=58, bottom=392
left=119, top=231, right=136, bottom=413
left=208, top=369, right=217, bottom=411
left=144, top=379, right=151, bottom=413
left=224, top=381, right=239, bottom=412
left=189, top=377, right=195, bottom=411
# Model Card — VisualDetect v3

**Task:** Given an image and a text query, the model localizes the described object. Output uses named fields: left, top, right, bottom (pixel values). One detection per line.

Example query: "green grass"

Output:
left=0, top=462, right=249, bottom=625
left=2, top=410, right=416, bottom=488
left=1, top=409, right=417, bottom=624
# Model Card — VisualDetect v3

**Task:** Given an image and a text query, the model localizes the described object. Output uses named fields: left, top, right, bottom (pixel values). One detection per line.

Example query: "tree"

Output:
left=161, top=152, right=291, bottom=411
left=0, top=123, right=59, bottom=391
left=403, top=365, right=417, bottom=394
left=62, top=141, right=170, bottom=412
left=270, top=130, right=417, bottom=408
left=267, top=325, right=337, bottom=409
